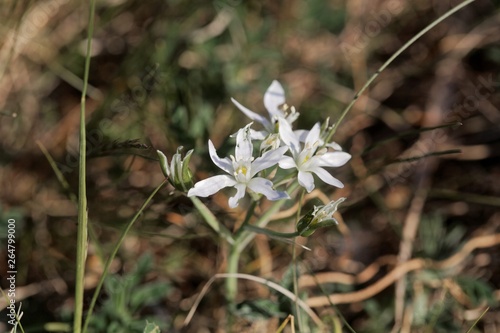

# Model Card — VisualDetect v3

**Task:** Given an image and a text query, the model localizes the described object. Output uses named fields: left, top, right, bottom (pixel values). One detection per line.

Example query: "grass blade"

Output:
left=325, top=0, right=475, bottom=142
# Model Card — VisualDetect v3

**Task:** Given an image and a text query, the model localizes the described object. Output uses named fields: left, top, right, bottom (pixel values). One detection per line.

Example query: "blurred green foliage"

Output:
left=87, top=254, right=171, bottom=333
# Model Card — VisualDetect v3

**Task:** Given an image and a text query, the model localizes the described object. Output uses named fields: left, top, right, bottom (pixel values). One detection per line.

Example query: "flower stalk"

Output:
left=168, top=80, right=351, bottom=311
left=74, top=0, right=96, bottom=332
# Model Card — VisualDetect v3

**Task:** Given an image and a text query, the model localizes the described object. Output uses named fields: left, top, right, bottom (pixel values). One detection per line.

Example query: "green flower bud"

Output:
left=297, top=197, right=346, bottom=237
left=157, top=147, right=194, bottom=192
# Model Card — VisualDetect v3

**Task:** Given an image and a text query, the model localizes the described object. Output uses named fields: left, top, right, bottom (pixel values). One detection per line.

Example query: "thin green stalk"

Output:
left=389, top=149, right=461, bottom=164
left=74, top=0, right=96, bottom=332
left=37, top=141, right=77, bottom=203
left=235, top=182, right=299, bottom=253
left=225, top=200, right=258, bottom=305
left=429, top=189, right=500, bottom=207
left=38, top=140, right=106, bottom=278
left=243, top=224, right=301, bottom=238
left=82, top=180, right=167, bottom=333
left=292, top=189, right=305, bottom=331
left=465, top=307, right=489, bottom=333
left=305, top=265, right=357, bottom=333
left=190, top=196, right=234, bottom=244
left=226, top=246, right=240, bottom=306
left=362, top=122, right=462, bottom=154
left=225, top=182, right=299, bottom=306
left=325, top=0, right=475, bottom=143
left=234, top=200, right=258, bottom=237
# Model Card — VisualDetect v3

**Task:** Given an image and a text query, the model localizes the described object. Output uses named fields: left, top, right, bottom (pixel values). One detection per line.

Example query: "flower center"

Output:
left=298, top=148, right=315, bottom=167
left=232, top=160, right=252, bottom=183
left=236, top=165, right=248, bottom=176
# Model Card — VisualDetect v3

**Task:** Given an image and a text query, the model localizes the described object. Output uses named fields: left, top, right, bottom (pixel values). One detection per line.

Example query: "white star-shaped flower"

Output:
left=231, top=80, right=299, bottom=140
left=278, top=118, right=351, bottom=193
left=187, top=123, right=290, bottom=208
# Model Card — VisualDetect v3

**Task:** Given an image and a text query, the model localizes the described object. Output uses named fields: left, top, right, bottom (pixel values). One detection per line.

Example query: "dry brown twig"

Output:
left=304, top=233, right=500, bottom=307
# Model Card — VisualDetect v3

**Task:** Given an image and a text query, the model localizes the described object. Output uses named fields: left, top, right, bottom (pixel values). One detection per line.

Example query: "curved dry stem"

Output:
left=184, top=273, right=323, bottom=329
left=305, top=233, right=500, bottom=307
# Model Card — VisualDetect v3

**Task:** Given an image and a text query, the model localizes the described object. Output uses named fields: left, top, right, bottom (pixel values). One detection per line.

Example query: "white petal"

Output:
left=316, top=152, right=351, bottom=167
left=209, top=140, right=233, bottom=174
left=187, top=175, right=236, bottom=197
left=298, top=171, right=315, bottom=193
left=278, top=117, right=300, bottom=156
left=248, top=177, right=290, bottom=201
left=251, top=146, right=288, bottom=176
left=264, top=80, right=285, bottom=118
left=310, top=167, right=344, bottom=188
left=326, top=141, right=343, bottom=151
left=294, top=129, right=309, bottom=142
left=230, top=128, right=266, bottom=140
left=235, top=123, right=253, bottom=161
left=305, top=122, right=321, bottom=148
left=250, top=129, right=267, bottom=140
left=231, top=97, right=271, bottom=129
left=228, top=183, right=247, bottom=208
left=278, top=156, right=296, bottom=169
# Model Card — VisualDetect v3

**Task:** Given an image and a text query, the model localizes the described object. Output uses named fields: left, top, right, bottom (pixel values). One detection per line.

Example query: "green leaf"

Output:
left=133, top=252, right=154, bottom=280
left=130, top=281, right=172, bottom=311
left=143, top=321, right=161, bottom=333
left=455, top=276, right=496, bottom=306
left=235, top=299, right=284, bottom=320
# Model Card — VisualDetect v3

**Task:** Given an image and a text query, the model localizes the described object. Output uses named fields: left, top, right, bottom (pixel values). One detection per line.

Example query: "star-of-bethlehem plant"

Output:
left=157, top=80, right=351, bottom=307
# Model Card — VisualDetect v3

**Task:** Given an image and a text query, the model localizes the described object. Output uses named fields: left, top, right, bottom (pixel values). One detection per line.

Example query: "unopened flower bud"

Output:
left=157, top=147, right=194, bottom=192
left=296, top=197, right=345, bottom=237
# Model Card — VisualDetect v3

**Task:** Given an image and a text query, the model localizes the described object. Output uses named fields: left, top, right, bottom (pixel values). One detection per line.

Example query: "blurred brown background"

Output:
left=1, top=0, right=499, bottom=332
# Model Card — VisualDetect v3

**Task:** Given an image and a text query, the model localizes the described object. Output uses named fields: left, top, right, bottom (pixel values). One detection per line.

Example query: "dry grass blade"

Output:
left=184, top=273, right=323, bottom=329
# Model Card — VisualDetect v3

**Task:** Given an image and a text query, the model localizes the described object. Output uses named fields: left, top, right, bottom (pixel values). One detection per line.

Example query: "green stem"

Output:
left=74, top=0, right=96, bottom=332
left=292, top=189, right=305, bottom=331
left=389, top=149, right=461, bottom=164
left=226, top=246, right=240, bottom=306
left=190, top=196, right=234, bottom=244
left=325, top=0, right=475, bottom=143
left=362, top=122, right=462, bottom=154
left=234, top=200, right=258, bottom=237
left=82, top=180, right=167, bottom=333
left=243, top=224, right=300, bottom=238
left=226, top=182, right=299, bottom=304
left=235, top=182, right=299, bottom=253
left=429, top=189, right=500, bottom=207
left=225, top=200, right=258, bottom=307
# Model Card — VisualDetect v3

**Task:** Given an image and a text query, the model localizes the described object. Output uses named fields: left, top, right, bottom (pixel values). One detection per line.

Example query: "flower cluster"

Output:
left=162, top=81, right=351, bottom=208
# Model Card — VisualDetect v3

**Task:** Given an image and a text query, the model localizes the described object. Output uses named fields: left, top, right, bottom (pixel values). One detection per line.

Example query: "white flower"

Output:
left=278, top=118, right=351, bottom=193
left=187, top=123, right=290, bottom=208
left=231, top=80, right=299, bottom=139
